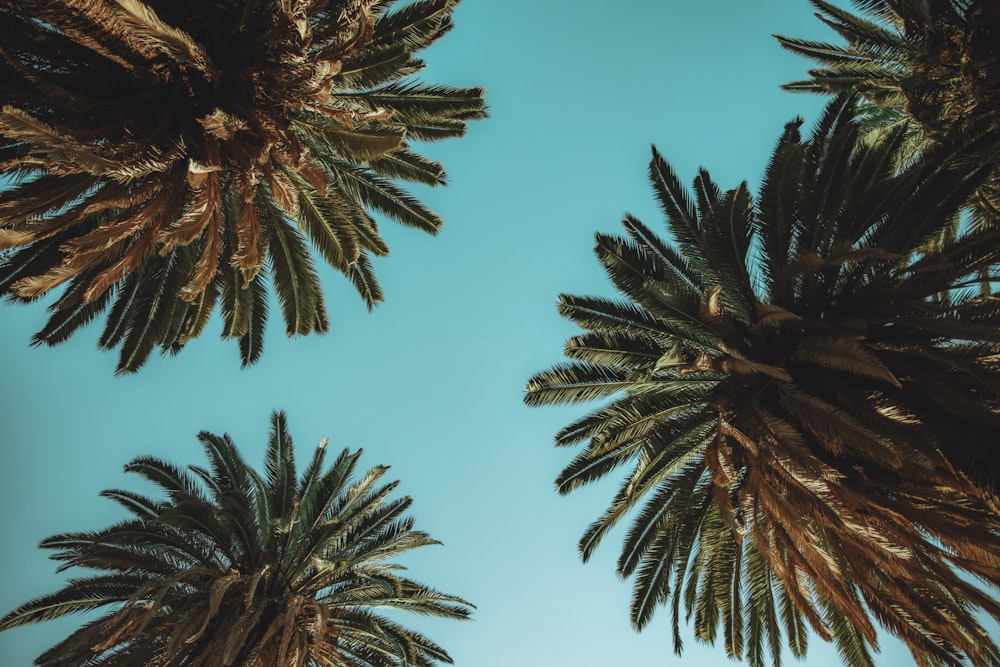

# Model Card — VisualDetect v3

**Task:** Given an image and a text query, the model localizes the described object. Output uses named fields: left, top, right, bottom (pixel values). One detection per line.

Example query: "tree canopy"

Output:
left=0, top=411, right=471, bottom=666
left=0, top=0, right=486, bottom=372
left=526, top=97, right=1000, bottom=667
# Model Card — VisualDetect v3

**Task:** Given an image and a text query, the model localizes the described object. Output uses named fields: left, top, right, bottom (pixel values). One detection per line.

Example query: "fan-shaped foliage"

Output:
left=0, top=0, right=486, bottom=372
left=0, top=411, right=471, bottom=666
left=526, top=97, right=1000, bottom=667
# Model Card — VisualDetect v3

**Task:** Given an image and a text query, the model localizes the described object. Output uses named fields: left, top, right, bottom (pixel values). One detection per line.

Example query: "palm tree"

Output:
left=0, top=0, right=486, bottom=373
left=525, top=98, right=1000, bottom=667
left=776, top=0, right=1000, bottom=229
left=0, top=411, right=471, bottom=666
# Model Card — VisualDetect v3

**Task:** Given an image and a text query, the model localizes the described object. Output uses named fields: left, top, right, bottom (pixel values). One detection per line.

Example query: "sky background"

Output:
left=1, top=1, right=997, bottom=666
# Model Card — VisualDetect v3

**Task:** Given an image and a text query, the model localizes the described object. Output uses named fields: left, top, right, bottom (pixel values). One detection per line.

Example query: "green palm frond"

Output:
left=266, top=209, right=326, bottom=338
left=369, top=147, right=448, bottom=185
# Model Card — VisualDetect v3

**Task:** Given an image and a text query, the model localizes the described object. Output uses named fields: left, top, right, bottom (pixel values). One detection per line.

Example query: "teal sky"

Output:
left=2, top=1, right=995, bottom=666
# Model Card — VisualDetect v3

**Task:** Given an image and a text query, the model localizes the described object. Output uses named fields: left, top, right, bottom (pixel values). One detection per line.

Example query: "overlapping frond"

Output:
left=0, top=410, right=471, bottom=666
left=0, top=0, right=486, bottom=372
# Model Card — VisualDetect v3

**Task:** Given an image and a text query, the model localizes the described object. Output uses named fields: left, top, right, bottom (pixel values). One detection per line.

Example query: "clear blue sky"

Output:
left=1, top=1, right=993, bottom=666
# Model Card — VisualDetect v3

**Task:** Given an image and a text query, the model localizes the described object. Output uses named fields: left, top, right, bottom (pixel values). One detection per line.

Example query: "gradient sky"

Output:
left=2, top=1, right=996, bottom=666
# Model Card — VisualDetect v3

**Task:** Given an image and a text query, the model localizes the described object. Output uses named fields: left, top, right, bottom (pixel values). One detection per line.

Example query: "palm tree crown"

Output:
left=0, top=0, right=486, bottom=372
left=0, top=411, right=471, bottom=666
left=525, top=98, right=1000, bottom=667
left=776, top=0, right=1000, bottom=227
